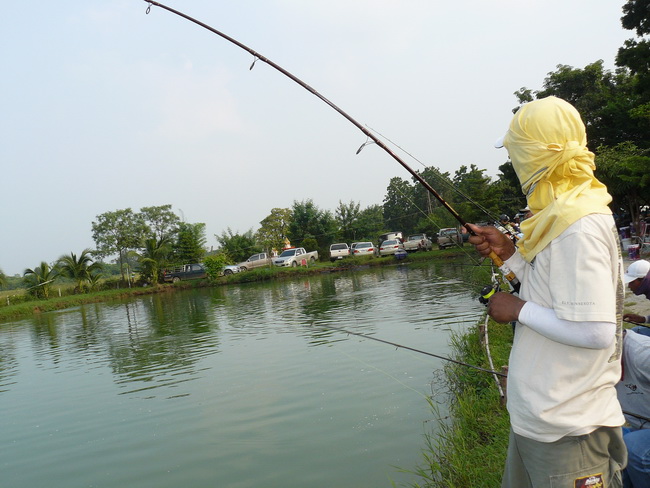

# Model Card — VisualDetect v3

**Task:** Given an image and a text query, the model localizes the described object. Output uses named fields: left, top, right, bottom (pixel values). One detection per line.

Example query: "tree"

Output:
left=92, top=209, right=148, bottom=280
left=596, top=142, right=650, bottom=231
left=172, top=222, right=207, bottom=264
left=452, top=164, right=501, bottom=224
left=57, top=249, right=102, bottom=293
left=617, top=0, right=650, bottom=148
left=203, top=254, right=231, bottom=281
left=382, top=177, right=415, bottom=234
left=216, top=228, right=259, bottom=263
left=0, top=268, right=6, bottom=289
left=489, top=161, right=528, bottom=225
left=137, top=237, right=172, bottom=284
left=257, top=208, right=292, bottom=255
left=335, top=200, right=361, bottom=242
left=354, top=204, right=385, bottom=242
left=23, top=262, right=58, bottom=299
left=140, top=205, right=181, bottom=242
left=287, top=200, right=336, bottom=253
left=514, top=61, right=641, bottom=149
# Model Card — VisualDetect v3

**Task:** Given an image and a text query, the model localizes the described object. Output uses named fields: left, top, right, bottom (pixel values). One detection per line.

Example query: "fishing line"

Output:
left=309, top=322, right=507, bottom=378
left=142, top=0, right=521, bottom=293
left=388, top=181, right=480, bottom=261
left=333, top=346, right=430, bottom=400
left=366, top=125, right=506, bottom=225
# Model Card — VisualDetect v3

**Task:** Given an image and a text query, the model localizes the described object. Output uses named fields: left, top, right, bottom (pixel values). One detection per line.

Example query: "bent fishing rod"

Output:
left=143, top=1, right=520, bottom=293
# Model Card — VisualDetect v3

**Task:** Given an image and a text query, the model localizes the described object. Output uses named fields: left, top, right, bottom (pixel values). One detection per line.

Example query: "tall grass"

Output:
left=408, top=319, right=513, bottom=488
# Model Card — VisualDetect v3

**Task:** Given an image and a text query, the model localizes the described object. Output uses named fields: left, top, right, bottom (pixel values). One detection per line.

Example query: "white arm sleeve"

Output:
left=518, top=301, right=615, bottom=349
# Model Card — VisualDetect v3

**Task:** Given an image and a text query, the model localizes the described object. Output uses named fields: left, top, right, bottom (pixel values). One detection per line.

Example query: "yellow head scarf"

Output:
left=502, top=96, right=612, bottom=261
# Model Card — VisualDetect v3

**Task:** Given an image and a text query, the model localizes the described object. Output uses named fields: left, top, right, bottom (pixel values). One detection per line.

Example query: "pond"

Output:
left=0, top=261, right=483, bottom=488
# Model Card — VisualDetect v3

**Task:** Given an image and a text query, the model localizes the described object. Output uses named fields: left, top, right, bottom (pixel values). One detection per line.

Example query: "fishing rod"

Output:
left=310, top=322, right=507, bottom=378
left=142, top=0, right=520, bottom=293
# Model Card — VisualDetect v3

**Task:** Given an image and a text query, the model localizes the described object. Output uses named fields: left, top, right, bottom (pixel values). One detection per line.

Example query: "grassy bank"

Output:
left=410, top=318, right=513, bottom=488
left=0, top=248, right=479, bottom=323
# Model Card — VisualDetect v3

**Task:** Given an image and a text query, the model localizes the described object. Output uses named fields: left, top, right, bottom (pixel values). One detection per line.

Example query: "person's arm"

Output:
left=624, top=313, right=648, bottom=324
left=518, top=301, right=615, bottom=349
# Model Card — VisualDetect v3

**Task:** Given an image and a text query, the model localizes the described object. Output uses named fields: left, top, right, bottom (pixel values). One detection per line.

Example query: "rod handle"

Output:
left=488, top=251, right=521, bottom=293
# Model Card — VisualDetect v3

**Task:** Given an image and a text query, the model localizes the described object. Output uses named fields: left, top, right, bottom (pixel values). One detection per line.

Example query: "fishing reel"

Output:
left=479, top=283, right=500, bottom=306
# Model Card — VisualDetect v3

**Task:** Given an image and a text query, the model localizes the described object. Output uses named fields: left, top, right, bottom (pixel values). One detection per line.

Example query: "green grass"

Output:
left=406, top=319, right=513, bottom=488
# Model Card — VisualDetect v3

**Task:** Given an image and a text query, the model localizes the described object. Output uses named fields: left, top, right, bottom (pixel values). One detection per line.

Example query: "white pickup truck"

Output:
left=273, top=247, right=319, bottom=267
left=403, top=233, right=433, bottom=252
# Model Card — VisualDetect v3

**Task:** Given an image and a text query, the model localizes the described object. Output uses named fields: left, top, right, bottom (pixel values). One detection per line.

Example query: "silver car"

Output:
left=378, top=239, right=404, bottom=257
left=351, top=242, right=377, bottom=257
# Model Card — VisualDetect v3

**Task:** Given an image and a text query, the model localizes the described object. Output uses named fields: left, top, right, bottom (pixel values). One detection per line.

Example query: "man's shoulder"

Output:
left=558, top=214, right=616, bottom=245
left=565, top=213, right=615, bottom=233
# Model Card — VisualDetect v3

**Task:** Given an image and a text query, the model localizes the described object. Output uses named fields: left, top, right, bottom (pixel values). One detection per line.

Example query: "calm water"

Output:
left=1, top=261, right=482, bottom=488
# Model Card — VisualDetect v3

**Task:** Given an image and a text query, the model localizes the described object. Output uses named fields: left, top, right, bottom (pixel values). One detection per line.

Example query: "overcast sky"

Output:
left=0, top=1, right=632, bottom=276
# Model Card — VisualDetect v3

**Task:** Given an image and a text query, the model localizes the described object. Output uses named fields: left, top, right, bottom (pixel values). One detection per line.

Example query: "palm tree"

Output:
left=87, top=271, right=103, bottom=292
left=23, top=262, right=58, bottom=299
left=57, top=249, right=102, bottom=294
left=138, top=237, right=171, bottom=284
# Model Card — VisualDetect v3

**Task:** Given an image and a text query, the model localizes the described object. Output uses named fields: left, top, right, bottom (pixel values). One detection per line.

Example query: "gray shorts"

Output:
left=502, top=426, right=627, bottom=488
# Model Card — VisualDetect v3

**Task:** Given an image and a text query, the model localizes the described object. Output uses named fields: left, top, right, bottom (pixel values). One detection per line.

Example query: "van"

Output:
left=378, top=231, right=403, bottom=245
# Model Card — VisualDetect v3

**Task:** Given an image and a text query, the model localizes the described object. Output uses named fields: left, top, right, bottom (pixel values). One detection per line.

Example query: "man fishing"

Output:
left=469, top=96, right=626, bottom=488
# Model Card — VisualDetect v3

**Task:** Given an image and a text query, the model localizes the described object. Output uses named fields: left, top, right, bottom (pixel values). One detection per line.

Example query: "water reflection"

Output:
left=0, top=260, right=484, bottom=488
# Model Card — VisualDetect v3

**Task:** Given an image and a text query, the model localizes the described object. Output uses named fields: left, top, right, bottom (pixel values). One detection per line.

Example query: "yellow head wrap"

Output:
left=502, top=96, right=612, bottom=261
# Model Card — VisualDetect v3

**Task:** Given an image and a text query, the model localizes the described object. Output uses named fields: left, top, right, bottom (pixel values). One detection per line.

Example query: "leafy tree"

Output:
left=140, top=204, right=181, bottom=242
left=354, top=204, right=385, bottom=242
left=257, top=208, right=292, bottom=255
left=0, top=268, right=6, bottom=289
left=92, top=209, right=148, bottom=280
left=488, top=161, right=529, bottom=226
left=382, top=177, right=415, bottom=234
left=57, top=249, right=103, bottom=293
left=617, top=0, right=650, bottom=148
left=514, top=61, right=640, bottom=149
left=23, top=261, right=58, bottom=299
left=287, top=200, right=336, bottom=252
left=335, top=200, right=361, bottom=242
left=412, top=167, right=455, bottom=217
left=596, top=142, right=650, bottom=231
left=172, top=222, right=207, bottom=264
left=216, top=228, right=259, bottom=263
left=452, top=164, right=501, bottom=224
left=203, top=254, right=231, bottom=281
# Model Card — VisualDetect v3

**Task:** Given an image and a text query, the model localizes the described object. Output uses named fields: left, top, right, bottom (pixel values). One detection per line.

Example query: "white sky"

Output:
left=0, top=0, right=632, bottom=276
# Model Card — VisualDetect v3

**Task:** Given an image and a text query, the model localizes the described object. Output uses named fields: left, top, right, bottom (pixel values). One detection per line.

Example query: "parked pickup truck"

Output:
left=437, top=228, right=463, bottom=249
left=163, top=263, right=207, bottom=283
left=403, top=233, right=433, bottom=252
left=237, top=252, right=273, bottom=271
left=329, top=243, right=350, bottom=262
left=273, top=247, right=319, bottom=267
